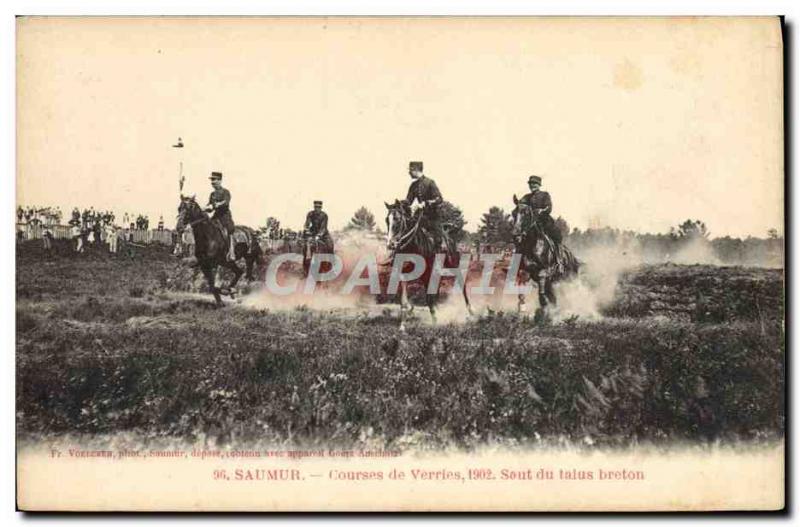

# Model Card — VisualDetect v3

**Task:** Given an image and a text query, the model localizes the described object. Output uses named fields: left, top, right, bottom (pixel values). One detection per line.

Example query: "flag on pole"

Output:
left=174, top=138, right=185, bottom=192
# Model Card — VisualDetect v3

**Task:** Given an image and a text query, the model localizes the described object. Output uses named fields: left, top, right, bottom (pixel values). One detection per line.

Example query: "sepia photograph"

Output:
left=14, top=16, right=785, bottom=511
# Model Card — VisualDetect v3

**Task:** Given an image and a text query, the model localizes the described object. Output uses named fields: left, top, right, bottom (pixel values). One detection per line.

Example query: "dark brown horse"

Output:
left=175, top=195, right=262, bottom=306
left=384, top=200, right=472, bottom=327
left=301, top=232, right=335, bottom=278
left=511, top=195, right=580, bottom=314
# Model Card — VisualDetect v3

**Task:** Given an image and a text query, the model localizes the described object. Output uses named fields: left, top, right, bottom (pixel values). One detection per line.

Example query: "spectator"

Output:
left=93, top=221, right=102, bottom=245
left=71, top=224, right=83, bottom=253
left=105, top=223, right=118, bottom=254
left=42, top=225, right=53, bottom=253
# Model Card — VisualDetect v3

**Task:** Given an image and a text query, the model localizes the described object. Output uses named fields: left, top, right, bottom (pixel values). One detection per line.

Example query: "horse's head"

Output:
left=511, top=194, right=537, bottom=240
left=384, top=199, right=411, bottom=251
left=175, top=194, right=204, bottom=232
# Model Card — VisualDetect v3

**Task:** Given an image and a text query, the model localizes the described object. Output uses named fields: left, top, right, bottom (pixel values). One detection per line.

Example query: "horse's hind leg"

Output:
left=537, top=275, right=549, bottom=309
left=225, top=261, right=244, bottom=292
left=202, top=265, right=223, bottom=306
left=545, top=279, right=557, bottom=306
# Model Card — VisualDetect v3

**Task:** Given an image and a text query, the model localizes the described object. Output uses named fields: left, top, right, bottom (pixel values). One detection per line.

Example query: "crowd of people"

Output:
left=17, top=204, right=175, bottom=256
left=17, top=206, right=63, bottom=226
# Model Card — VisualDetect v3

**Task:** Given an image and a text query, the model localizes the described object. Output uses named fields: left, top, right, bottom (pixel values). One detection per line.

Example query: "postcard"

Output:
left=16, top=16, right=784, bottom=511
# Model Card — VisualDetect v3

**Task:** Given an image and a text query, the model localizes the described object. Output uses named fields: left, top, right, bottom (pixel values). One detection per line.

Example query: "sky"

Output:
left=16, top=16, right=784, bottom=237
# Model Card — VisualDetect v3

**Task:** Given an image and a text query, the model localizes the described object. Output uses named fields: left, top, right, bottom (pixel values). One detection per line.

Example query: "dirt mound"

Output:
left=605, top=264, right=783, bottom=322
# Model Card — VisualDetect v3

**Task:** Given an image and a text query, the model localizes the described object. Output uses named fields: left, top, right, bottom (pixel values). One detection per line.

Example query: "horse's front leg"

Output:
left=245, top=255, right=255, bottom=281
left=537, top=274, right=549, bottom=309
left=462, top=280, right=474, bottom=317
left=398, top=282, right=412, bottom=332
left=399, top=281, right=412, bottom=312
left=225, top=261, right=244, bottom=296
left=202, top=265, right=223, bottom=306
left=426, top=293, right=438, bottom=325
left=517, top=273, right=532, bottom=314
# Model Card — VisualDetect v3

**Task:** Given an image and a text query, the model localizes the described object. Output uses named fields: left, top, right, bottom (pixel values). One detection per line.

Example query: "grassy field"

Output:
left=16, top=240, right=784, bottom=449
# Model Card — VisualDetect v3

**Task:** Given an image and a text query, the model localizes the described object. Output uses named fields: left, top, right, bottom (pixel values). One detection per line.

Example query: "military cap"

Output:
left=313, top=200, right=323, bottom=206
left=210, top=171, right=223, bottom=181
left=409, top=161, right=424, bottom=171
left=528, top=175, right=542, bottom=185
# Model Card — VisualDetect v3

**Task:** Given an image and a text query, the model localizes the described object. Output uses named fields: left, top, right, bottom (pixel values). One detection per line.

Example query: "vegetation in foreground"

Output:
left=16, top=241, right=785, bottom=449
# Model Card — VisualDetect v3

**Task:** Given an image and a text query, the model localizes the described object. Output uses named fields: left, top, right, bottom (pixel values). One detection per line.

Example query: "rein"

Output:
left=515, top=208, right=558, bottom=264
left=394, top=211, right=423, bottom=251
left=382, top=209, right=424, bottom=265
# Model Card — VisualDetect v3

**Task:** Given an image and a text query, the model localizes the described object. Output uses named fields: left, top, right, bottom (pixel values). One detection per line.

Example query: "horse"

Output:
left=301, top=231, right=335, bottom=278
left=384, top=199, right=472, bottom=327
left=175, top=195, right=262, bottom=306
left=510, top=195, right=580, bottom=315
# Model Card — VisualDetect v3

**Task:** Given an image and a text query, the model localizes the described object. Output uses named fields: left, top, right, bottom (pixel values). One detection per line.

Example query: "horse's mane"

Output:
left=386, top=204, right=440, bottom=259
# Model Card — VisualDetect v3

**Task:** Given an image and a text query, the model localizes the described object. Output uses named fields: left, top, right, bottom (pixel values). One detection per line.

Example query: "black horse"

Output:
left=384, top=199, right=472, bottom=327
left=301, top=231, right=335, bottom=278
left=175, top=195, right=262, bottom=305
left=511, top=195, right=580, bottom=313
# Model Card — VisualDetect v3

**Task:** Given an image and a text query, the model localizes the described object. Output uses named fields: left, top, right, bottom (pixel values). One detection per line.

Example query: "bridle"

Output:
left=512, top=204, right=542, bottom=240
left=513, top=203, right=556, bottom=258
left=387, top=207, right=423, bottom=251
left=177, top=199, right=211, bottom=232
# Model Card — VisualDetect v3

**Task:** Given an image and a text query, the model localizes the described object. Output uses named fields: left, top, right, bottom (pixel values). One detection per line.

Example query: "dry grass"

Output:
left=16, top=240, right=784, bottom=449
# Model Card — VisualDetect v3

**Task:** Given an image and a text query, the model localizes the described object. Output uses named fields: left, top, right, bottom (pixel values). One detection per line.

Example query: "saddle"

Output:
left=231, top=229, right=250, bottom=245
left=212, top=219, right=250, bottom=247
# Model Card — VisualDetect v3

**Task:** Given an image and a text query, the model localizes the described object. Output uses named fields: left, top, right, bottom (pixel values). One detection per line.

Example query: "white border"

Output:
left=3, top=1, right=796, bottom=524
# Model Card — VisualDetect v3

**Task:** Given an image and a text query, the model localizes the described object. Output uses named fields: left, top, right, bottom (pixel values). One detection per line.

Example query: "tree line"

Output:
left=258, top=204, right=783, bottom=266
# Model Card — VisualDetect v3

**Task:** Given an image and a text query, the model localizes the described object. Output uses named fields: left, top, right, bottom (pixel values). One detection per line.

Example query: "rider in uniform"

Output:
left=402, top=161, right=449, bottom=251
left=206, top=171, right=236, bottom=261
left=521, top=174, right=562, bottom=244
left=304, top=200, right=334, bottom=250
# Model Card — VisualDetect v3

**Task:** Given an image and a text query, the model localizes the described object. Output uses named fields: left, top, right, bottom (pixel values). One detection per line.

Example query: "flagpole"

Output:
left=174, top=137, right=185, bottom=193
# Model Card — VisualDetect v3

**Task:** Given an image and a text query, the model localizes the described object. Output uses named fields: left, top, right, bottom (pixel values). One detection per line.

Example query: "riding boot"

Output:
left=227, top=236, right=236, bottom=261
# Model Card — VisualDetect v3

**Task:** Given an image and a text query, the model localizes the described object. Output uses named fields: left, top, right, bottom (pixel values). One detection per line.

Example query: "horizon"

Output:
left=15, top=199, right=783, bottom=241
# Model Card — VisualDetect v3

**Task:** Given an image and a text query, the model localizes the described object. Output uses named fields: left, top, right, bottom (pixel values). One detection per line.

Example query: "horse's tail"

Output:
left=542, top=234, right=580, bottom=281
left=247, top=227, right=264, bottom=262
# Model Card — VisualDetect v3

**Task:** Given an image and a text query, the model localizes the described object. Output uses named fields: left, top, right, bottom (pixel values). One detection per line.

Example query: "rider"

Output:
left=304, top=200, right=334, bottom=250
left=520, top=174, right=562, bottom=244
left=206, top=171, right=236, bottom=261
left=402, top=161, right=449, bottom=251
